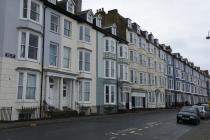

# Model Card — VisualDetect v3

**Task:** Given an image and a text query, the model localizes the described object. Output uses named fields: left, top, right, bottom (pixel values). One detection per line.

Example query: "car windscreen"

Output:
left=180, top=107, right=195, bottom=113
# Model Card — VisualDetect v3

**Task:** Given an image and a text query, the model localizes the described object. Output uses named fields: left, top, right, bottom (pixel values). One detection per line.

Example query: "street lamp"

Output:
left=206, top=30, right=210, bottom=39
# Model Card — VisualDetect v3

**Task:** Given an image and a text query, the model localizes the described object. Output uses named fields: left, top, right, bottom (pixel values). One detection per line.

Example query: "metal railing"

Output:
left=0, top=107, right=12, bottom=121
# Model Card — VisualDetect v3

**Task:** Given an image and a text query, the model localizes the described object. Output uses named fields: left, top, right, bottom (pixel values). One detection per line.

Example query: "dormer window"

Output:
left=137, top=25, right=140, bottom=34
left=112, top=24, right=117, bottom=35
left=145, top=32, right=148, bottom=40
left=127, top=19, right=132, bottom=29
left=67, top=0, right=75, bottom=14
left=48, top=0, right=56, bottom=5
left=95, top=15, right=102, bottom=28
left=87, top=11, right=93, bottom=23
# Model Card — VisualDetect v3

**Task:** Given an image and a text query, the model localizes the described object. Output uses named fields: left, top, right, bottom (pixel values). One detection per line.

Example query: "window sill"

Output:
left=16, top=100, right=39, bottom=103
left=18, top=58, right=39, bottom=63
left=104, top=77, right=116, bottom=80
left=63, top=35, right=72, bottom=40
left=62, top=67, right=71, bottom=71
left=79, top=71, right=91, bottom=74
left=49, top=65, right=59, bottom=69
left=19, top=18, right=42, bottom=26
left=50, top=30, right=60, bottom=35
left=104, top=103, right=116, bottom=105
left=78, top=101, right=91, bottom=105
left=78, top=40, right=92, bottom=45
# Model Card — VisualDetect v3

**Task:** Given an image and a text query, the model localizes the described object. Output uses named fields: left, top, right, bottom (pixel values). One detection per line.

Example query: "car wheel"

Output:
left=177, top=119, right=180, bottom=124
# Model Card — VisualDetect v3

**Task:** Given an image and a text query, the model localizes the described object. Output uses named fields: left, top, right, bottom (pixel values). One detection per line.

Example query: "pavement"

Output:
left=0, top=109, right=175, bottom=130
left=0, top=109, right=195, bottom=140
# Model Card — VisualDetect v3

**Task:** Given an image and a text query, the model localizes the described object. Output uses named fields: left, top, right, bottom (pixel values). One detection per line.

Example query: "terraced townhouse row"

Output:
left=0, top=0, right=209, bottom=120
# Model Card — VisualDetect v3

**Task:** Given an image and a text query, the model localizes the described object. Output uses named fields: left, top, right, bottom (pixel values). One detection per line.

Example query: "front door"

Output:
left=49, top=77, right=59, bottom=108
left=62, top=79, right=69, bottom=108
left=126, top=93, right=130, bottom=110
left=132, top=97, right=135, bottom=108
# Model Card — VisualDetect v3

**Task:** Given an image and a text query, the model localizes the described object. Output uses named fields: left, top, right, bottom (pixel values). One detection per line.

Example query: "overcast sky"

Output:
left=83, top=0, right=210, bottom=71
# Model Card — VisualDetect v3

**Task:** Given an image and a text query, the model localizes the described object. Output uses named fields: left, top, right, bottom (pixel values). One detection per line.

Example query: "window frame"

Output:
left=62, top=46, right=71, bottom=69
left=63, top=19, right=72, bottom=38
left=20, top=0, right=43, bottom=24
left=49, top=42, right=59, bottom=67
left=50, top=13, right=60, bottom=33
left=104, top=84, right=116, bottom=105
left=66, top=0, right=75, bottom=14
left=104, top=59, right=116, bottom=79
left=78, top=80, right=91, bottom=103
left=104, top=38, right=116, bottom=54
left=16, top=71, right=39, bottom=101
left=18, top=30, right=41, bottom=62
left=78, top=50, right=91, bottom=73
left=79, top=25, right=91, bottom=43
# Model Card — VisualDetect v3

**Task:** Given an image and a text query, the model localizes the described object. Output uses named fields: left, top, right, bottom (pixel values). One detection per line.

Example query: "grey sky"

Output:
left=83, top=0, right=210, bottom=71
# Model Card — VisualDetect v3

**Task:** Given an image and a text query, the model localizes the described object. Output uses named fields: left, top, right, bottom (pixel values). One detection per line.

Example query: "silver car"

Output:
left=193, top=105, right=210, bottom=119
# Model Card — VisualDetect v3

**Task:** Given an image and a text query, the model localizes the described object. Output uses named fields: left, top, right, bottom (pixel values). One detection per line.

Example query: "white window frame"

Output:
left=79, top=25, right=91, bottom=43
left=87, top=11, right=93, bottom=23
left=78, top=80, right=91, bottom=103
left=78, top=50, right=91, bottom=73
left=104, top=38, right=116, bottom=54
left=20, top=0, right=43, bottom=24
left=104, top=60, right=116, bottom=79
left=18, top=30, right=41, bottom=62
left=16, top=71, right=39, bottom=101
left=49, top=42, right=59, bottom=67
left=63, top=19, right=72, bottom=38
left=62, top=46, right=71, bottom=69
left=50, top=13, right=60, bottom=33
left=96, top=15, right=102, bottom=28
left=66, top=0, right=75, bottom=14
left=118, top=64, right=128, bottom=81
left=104, top=85, right=116, bottom=105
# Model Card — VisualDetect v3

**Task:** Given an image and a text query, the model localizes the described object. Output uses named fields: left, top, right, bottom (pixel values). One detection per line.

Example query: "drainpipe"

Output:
left=40, top=5, right=46, bottom=119
left=116, top=41, right=119, bottom=112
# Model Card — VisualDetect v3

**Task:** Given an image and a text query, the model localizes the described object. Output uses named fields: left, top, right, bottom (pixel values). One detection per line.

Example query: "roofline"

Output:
left=41, top=0, right=128, bottom=44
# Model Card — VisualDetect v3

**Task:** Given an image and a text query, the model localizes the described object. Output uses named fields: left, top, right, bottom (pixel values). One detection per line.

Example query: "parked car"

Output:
left=193, top=105, right=210, bottom=119
left=177, top=106, right=200, bottom=125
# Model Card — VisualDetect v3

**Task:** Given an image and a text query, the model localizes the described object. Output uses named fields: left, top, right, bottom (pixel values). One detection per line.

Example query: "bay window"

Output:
left=26, top=74, right=36, bottom=99
left=21, top=0, right=42, bottom=23
left=19, top=30, right=40, bottom=61
left=79, top=80, right=91, bottom=102
left=30, top=1, right=40, bottom=22
left=28, top=34, right=38, bottom=60
left=17, top=73, right=24, bottom=99
left=17, top=72, right=38, bottom=100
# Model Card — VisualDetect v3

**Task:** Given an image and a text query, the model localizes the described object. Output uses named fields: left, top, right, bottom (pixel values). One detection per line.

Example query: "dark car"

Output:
left=177, top=106, right=200, bottom=125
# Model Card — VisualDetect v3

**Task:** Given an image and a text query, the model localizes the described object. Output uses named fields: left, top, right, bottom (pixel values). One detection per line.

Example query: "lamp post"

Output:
left=206, top=30, right=210, bottom=39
